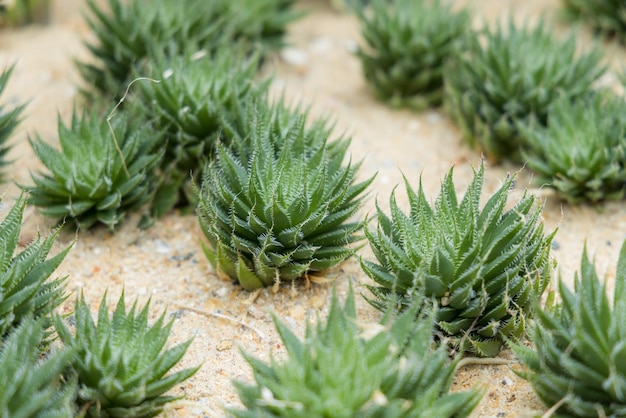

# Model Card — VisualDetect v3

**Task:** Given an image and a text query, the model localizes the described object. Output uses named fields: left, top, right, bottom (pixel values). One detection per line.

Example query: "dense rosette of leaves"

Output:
left=0, top=193, right=69, bottom=339
left=54, top=293, right=199, bottom=418
left=26, top=111, right=163, bottom=230
left=520, top=92, right=626, bottom=203
left=198, top=109, right=372, bottom=290
left=512, top=241, right=626, bottom=417
left=0, top=65, right=25, bottom=181
left=0, top=317, right=77, bottom=418
left=361, top=164, right=555, bottom=356
left=355, top=0, right=470, bottom=109
left=230, top=289, right=483, bottom=417
left=78, top=0, right=299, bottom=98
left=136, top=46, right=270, bottom=216
left=563, top=0, right=626, bottom=44
left=444, top=20, right=605, bottom=163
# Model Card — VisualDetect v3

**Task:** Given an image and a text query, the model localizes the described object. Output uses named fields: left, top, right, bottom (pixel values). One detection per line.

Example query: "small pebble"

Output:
left=280, top=47, right=309, bottom=68
left=501, top=377, right=513, bottom=386
left=216, top=340, right=233, bottom=352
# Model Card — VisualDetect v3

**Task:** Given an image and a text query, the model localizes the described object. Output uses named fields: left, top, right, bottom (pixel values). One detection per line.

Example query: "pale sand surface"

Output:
left=1, top=0, right=626, bottom=416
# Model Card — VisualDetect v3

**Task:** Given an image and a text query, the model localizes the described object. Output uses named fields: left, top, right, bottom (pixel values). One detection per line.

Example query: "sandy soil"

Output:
left=1, top=0, right=626, bottom=416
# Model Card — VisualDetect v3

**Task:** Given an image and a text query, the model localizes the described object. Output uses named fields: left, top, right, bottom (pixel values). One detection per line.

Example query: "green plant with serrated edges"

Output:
left=361, top=163, right=555, bottom=356
left=54, top=292, right=199, bottom=418
left=230, top=288, right=483, bottom=417
left=198, top=107, right=373, bottom=291
left=0, top=193, right=69, bottom=339
left=0, top=317, right=76, bottom=418
left=25, top=110, right=164, bottom=230
left=512, top=240, right=626, bottom=417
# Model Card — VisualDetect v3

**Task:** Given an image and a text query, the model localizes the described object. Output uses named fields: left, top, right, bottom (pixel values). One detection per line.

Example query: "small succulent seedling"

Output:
left=562, top=0, right=626, bottom=44
left=78, top=0, right=299, bottom=99
left=512, top=240, right=626, bottom=417
left=0, top=317, right=76, bottom=418
left=54, top=292, right=199, bottom=418
left=26, top=110, right=164, bottom=230
left=198, top=107, right=373, bottom=291
left=355, top=0, right=470, bottom=109
left=520, top=92, right=626, bottom=204
left=444, top=19, right=605, bottom=163
left=361, top=164, right=555, bottom=357
left=135, top=46, right=270, bottom=217
left=0, top=193, right=69, bottom=339
left=230, top=288, right=483, bottom=417
left=0, top=65, right=25, bottom=182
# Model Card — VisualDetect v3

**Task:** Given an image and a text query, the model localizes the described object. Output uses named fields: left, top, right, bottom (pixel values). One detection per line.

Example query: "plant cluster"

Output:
left=444, top=20, right=605, bottom=163
left=562, top=0, right=626, bottom=44
left=520, top=91, right=626, bottom=203
left=231, top=288, right=483, bottom=417
left=512, top=240, right=626, bottom=417
left=78, top=0, right=299, bottom=99
left=355, top=0, right=470, bottom=109
left=0, top=196, right=198, bottom=417
left=361, top=164, right=555, bottom=356
left=198, top=104, right=373, bottom=290
left=134, top=46, right=269, bottom=216
left=25, top=110, right=163, bottom=230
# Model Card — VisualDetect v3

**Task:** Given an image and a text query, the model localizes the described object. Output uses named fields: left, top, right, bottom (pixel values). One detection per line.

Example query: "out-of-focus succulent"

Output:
left=0, top=65, right=25, bottom=182
left=135, top=46, right=270, bottom=217
left=78, top=0, right=299, bottom=99
left=562, top=0, right=626, bottom=44
left=0, top=193, right=69, bottom=339
left=444, top=20, right=605, bottom=163
left=0, top=317, right=76, bottom=418
left=0, top=0, right=50, bottom=27
left=54, top=292, right=199, bottom=418
left=26, top=110, right=163, bottom=230
left=520, top=92, right=626, bottom=204
left=512, top=240, right=626, bottom=417
left=198, top=108, right=373, bottom=291
left=361, top=164, right=555, bottom=357
left=230, top=288, right=483, bottom=417
left=355, top=0, right=470, bottom=109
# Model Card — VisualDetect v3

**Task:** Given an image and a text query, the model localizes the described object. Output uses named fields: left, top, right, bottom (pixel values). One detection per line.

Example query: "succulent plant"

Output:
left=0, top=193, right=69, bottom=339
left=361, top=164, right=555, bottom=357
left=230, top=288, right=483, bottom=417
left=444, top=19, right=606, bottom=163
left=25, top=110, right=163, bottom=230
left=135, top=46, right=270, bottom=217
left=0, top=317, right=77, bottom=418
left=0, top=65, right=25, bottom=182
left=198, top=107, right=373, bottom=291
left=0, top=0, right=50, bottom=27
left=520, top=92, right=626, bottom=204
left=512, top=241, right=626, bottom=417
left=54, top=292, right=199, bottom=418
left=78, top=0, right=299, bottom=99
left=562, top=0, right=626, bottom=44
left=355, top=0, right=470, bottom=109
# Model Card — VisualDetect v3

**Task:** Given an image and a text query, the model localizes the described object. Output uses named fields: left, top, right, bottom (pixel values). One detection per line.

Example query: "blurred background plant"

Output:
left=355, top=0, right=470, bottom=110
left=444, top=19, right=605, bottom=163
left=0, top=0, right=50, bottom=28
